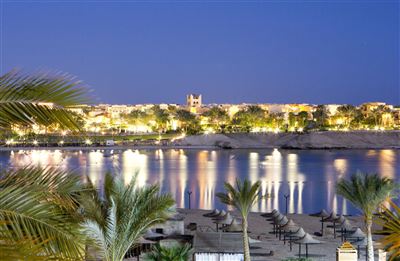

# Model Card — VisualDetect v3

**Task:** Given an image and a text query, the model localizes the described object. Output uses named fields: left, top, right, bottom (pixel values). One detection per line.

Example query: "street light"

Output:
left=284, top=194, right=290, bottom=214
left=187, top=190, right=193, bottom=209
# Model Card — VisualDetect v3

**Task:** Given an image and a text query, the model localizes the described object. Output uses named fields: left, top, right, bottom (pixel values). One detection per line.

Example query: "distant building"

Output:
left=187, top=94, right=202, bottom=108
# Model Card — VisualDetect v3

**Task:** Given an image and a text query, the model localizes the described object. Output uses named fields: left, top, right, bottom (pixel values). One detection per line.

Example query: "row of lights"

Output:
left=4, top=139, right=92, bottom=146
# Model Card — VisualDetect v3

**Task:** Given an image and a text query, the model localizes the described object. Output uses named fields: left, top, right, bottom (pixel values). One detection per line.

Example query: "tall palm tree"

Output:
left=217, top=179, right=261, bottom=261
left=374, top=199, right=400, bottom=260
left=336, top=173, right=397, bottom=261
left=81, top=173, right=175, bottom=261
left=0, top=70, right=88, bottom=132
left=0, top=167, right=87, bottom=260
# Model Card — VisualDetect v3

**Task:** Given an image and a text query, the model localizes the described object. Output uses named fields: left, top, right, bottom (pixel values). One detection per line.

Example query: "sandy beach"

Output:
left=170, top=209, right=380, bottom=261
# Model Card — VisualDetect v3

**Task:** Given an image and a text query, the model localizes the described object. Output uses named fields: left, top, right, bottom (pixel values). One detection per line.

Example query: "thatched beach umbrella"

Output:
left=311, top=209, right=330, bottom=236
left=287, top=227, right=306, bottom=251
left=216, top=212, right=233, bottom=225
left=276, top=216, right=289, bottom=240
left=213, top=211, right=230, bottom=231
left=268, top=211, right=281, bottom=221
left=293, top=233, right=322, bottom=258
left=310, top=209, right=330, bottom=218
left=282, top=219, right=298, bottom=232
left=203, top=209, right=220, bottom=217
left=223, top=218, right=243, bottom=232
left=261, top=209, right=279, bottom=218
left=324, top=212, right=339, bottom=238
left=347, top=227, right=366, bottom=241
left=212, top=210, right=226, bottom=220
left=339, top=220, right=354, bottom=241
left=281, top=219, right=299, bottom=242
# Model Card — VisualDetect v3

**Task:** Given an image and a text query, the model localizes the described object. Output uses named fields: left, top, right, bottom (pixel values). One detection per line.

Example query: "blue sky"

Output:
left=2, top=1, right=399, bottom=105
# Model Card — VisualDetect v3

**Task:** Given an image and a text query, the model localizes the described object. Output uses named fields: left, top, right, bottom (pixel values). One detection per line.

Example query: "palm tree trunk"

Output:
left=366, top=218, right=374, bottom=261
left=242, top=218, right=251, bottom=261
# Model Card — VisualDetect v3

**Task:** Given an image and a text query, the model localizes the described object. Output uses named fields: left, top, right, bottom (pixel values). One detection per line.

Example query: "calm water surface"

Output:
left=1, top=148, right=399, bottom=215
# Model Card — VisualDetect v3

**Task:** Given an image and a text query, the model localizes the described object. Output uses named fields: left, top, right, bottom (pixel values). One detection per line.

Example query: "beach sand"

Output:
left=178, top=209, right=372, bottom=261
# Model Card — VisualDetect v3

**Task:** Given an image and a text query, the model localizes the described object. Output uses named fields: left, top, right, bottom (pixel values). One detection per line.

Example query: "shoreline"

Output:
left=0, top=145, right=399, bottom=151
left=1, top=131, right=400, bottom=150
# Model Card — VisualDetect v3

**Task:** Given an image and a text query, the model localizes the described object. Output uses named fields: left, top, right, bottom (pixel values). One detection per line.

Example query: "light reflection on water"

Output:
left=1, top=149, right=399, bottom=215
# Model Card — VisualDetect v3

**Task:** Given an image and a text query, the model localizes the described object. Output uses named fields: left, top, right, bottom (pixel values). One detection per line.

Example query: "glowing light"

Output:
left=374, top=126, right=379, bottom=131
left=59, top=140, right=64, bottom=145
left=274, top=128, right=280, bottom=133
left=85, top=139, right=92, bottom=145
left=5, top=139, right=14, bottom=145
left=297, top=127, right=304, bottom=132
left=33, top=140, right=38, bottom=145
left=61, top=131, right=67, bottom=136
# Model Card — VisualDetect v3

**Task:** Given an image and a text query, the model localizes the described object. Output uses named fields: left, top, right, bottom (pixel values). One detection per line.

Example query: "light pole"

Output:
left=187, top=191, right=192, bottom=209
left=284, top=194, right=290, bottom=214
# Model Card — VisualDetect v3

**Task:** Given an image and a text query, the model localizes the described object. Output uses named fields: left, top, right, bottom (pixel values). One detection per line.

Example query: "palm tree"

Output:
left=217, top=179, right=261, bottom=261
left=0, top=167, right=87, bottom=260
left=81, top=173, right=175, bottom=261
left=374, top=199, right=400, bottom=260
left=0, top=70, right=89, bottom=260
left=336, top=173, right=397, bottom=261
left=145, top=243, right=191, bottom=261
left=0, top=70, right=88, bottom=132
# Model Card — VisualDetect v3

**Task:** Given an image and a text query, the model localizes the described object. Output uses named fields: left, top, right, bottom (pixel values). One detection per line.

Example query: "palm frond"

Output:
left=0, top=167, right=86, bottom=260
left=0, top=70, right=90, bottom=131
left=82, top=173, right=175, bottom=261
left=336, top=172, right=397, bottom=218
left=374, top=200, right=400, bottom=260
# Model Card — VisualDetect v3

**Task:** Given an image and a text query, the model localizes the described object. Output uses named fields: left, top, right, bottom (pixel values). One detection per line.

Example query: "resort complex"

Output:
left=3, top=95, right=400, bottom=143
left=1, top=1, right=399, bottom=261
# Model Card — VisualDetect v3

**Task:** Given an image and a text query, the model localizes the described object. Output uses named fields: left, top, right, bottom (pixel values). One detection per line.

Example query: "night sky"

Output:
left=2, top=1, right=399, bottom=105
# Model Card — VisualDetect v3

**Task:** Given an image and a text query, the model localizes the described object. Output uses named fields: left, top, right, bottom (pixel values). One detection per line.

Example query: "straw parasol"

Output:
left=324, top=212, right=340, bottom=238
left=291, top=227, right=306, bottom=238
left=310, top=209, right=330, bottom=218
left=286, top=227, right=306, bottom=251
left=267, top=211, right=281, bottom=221
left=212, top=210, right=227, bottom=220
left=347, top=227, right=366, bottom=241
left=204, top=209, right=220, bottom=217
left=261, top=209, right=278, bottom=218
left=293, top=233, right=322, bottom=258
left=324, top=212, right=338, bottom=222
left=339, top=220, right=354, bottom=241
left=282, top=219, right=299, bottom=233
left=216, top=212, right=233, bottom=225
left=335, top=215, right=346, bottom=224
left=223, top=218, right=243, bottom=232
left=277, top=216, right=289, bottom=226
left=312, top=209, right=330, bottom=236
left=282, top=220, right=300, bottom=246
